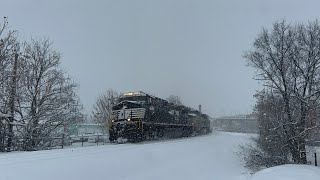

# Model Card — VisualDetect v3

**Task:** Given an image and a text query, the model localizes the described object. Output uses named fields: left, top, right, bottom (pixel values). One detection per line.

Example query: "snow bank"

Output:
left=251, top=164, right=320, bottom=180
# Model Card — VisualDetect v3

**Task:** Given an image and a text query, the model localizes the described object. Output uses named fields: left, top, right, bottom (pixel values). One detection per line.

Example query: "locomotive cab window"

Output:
left=119, top=95, right=146, bottom=103
left=112, top=101, right=142, bottom=110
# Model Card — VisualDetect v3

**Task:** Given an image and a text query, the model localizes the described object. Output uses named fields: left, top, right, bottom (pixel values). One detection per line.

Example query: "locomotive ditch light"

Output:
left=127, top=118, right=131, bottom=121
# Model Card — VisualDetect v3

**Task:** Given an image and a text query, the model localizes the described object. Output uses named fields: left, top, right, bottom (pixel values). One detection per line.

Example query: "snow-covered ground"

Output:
left=250, top=164, right=320, bottom=180
left=0, top=131, right=253, bottom=180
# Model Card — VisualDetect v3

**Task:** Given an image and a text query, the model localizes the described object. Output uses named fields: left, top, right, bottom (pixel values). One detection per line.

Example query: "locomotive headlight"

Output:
left=112, top=120, right=115, bottom=122
left=127, top=118, right=131, bottom=121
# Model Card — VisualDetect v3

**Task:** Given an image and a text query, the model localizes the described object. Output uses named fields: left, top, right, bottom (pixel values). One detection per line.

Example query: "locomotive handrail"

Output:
left=143, top=122, right=193, bottom=127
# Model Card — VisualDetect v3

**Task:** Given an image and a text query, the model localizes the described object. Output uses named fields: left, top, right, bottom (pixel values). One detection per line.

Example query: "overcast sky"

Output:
left=1, top=0, right=320, bottom=117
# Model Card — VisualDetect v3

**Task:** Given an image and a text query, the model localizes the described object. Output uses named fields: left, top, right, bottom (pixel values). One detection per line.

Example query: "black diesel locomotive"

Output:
left=109, top=92, right=211, bottom=142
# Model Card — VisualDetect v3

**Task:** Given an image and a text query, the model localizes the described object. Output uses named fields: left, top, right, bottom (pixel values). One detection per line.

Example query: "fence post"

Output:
left=103, top=134, right=105, bottom=145
left=315, top=153, right=318, bottom=166
left=61, top=133, right=65, bottom=149
left=81, top=134, right=84, bottom=147
left=97, top=135, right=99, bottom=146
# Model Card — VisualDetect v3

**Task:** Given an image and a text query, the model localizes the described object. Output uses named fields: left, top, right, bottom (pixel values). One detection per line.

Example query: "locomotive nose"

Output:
left=116, top=123, right=121, bottom=130
left=116, top=122, right=126, bottom=130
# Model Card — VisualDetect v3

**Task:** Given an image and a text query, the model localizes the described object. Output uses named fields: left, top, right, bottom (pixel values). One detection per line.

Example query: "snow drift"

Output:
left=251, top=164, right=320, bottom=180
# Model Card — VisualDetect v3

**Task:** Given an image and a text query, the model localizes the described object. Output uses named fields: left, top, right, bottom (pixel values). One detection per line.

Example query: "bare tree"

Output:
left=14, top=38, right=83, bottom=150
left=244, top=20, right=320, bottom=164
left=92, top=89, right=119, bottom=130
left=0, top=18, right=83, bottom=151
left=240, top=90, right=290, bottom=172
left=0, top=17, right=18, bottom=107
left=0, top=17, right=19, bottom=151
left=167, top=95, right=183, bottom=106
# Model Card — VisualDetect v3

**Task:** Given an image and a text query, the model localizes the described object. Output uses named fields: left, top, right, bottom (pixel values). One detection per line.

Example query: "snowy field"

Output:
left=0, top=132, right=253, bottom=180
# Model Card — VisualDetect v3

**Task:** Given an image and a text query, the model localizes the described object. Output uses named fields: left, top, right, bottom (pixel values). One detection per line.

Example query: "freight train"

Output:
left=109, top=91, right=211, bottom=142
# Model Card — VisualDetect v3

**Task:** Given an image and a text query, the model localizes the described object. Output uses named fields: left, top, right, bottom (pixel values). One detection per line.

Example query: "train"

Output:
left=109, top=91, right=211, bottom=143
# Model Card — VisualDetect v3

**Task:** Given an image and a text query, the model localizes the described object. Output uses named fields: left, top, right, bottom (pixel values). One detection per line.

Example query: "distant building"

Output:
left=212, top=114, right=258, bottom=133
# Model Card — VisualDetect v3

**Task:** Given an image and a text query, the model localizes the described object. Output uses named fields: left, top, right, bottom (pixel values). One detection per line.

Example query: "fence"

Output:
left=0, top=133, right=109, bottom=152
left=69, top=133, right=109, bottom=148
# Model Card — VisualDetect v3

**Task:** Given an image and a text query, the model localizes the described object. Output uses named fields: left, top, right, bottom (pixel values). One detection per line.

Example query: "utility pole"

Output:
left=7, top=51, right=18, bottom=151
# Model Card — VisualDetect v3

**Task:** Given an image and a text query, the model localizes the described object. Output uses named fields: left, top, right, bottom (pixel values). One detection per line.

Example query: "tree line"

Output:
left=0, top=17, right=83, bottom=151
left=242, top=19, right=320, bottom=171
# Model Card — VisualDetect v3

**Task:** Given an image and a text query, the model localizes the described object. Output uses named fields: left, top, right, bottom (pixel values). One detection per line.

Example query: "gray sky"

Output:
left=1, top=0, right=319, bottom=117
